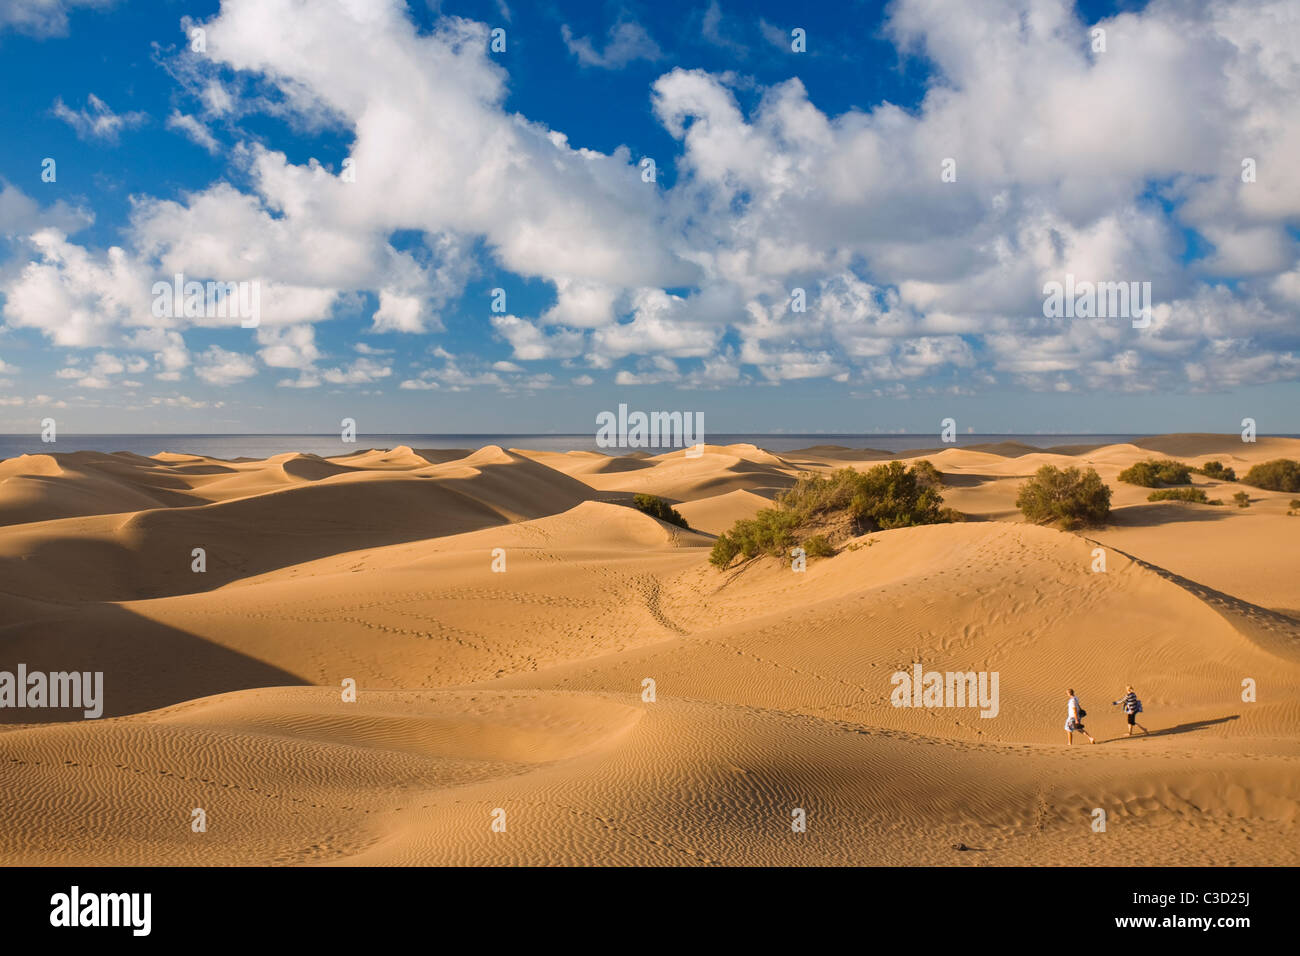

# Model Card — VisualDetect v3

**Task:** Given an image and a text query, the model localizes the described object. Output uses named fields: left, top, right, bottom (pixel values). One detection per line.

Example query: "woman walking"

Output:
left=1065, top=688, right=1095, bottom=744
left=1112, top=685, right=1148, bottom=736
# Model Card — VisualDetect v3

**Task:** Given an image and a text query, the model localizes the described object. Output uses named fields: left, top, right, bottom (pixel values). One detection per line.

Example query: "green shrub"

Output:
left=1118, top=458, right=1193, bottom=487
left=1148, top=487, right=1215, bottom=504
left=770, top=461, right=949, bottom=529
left=1242, top=459, right=1300, bottom=493
left=772, top=469, right=861, bottom=517
left=632, top=493, right=690, bottom=529
left=1016, top=465, right=1112, bottom=530
left=709, top=461, right=955, bottom=568
left=802, top=535, right=836, bottom=558
left=1233, top=491, right=1251, bottom=508
left=1195, top=460, right=1236, bottom=481
left=708, top=508, right=801, bottom=567
left=709, top=535, right=742, bottom=568
left=909, top=459, right=944, bottom=490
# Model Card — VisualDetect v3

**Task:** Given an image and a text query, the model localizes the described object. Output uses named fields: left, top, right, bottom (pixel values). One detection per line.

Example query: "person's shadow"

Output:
left=1108, top=714, right=1239, bottom=742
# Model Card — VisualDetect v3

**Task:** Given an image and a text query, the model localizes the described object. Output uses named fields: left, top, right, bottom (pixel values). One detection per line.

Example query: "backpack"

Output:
left=1134, top=698, right=1142, bottom=714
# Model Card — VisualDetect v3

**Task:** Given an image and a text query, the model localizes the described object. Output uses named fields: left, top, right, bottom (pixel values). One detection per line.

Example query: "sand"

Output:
left=1, top=437, right=1298, bottom=865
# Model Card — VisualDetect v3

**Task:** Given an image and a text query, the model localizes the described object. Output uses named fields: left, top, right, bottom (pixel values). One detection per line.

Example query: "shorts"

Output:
left=1066, top=719, right=1085, bottom=732
left=1126, top=712, right=1136, bottom=725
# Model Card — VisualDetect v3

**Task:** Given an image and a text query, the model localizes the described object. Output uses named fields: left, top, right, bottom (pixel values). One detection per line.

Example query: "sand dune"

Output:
left=674, top=488, right=776, bottom=536
left=1, top=436, right=1298, bottom=865
left=0, top=453, right=204, bottom=525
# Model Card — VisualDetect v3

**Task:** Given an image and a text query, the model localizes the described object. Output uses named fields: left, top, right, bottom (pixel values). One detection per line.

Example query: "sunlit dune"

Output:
left=2, top=436, right=1298, bottom=865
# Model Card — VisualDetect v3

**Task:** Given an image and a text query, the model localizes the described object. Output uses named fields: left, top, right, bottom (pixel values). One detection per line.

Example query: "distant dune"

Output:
left=1, top=435, right=1298, bottom=865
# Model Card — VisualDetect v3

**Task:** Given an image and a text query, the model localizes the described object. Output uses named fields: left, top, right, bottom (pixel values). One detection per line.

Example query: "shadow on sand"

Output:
left=1108, top=503, right=1237, bottom=527
left=1106, top=714, right=1239, bottom=742
left=1085, top=538, right=1300, bottom=642
left=0, top=599, right=308, bottom=721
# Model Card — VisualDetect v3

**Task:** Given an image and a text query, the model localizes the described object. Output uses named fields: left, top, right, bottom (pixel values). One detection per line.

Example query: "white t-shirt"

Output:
left=1065, top=696, right=1081, bottom=730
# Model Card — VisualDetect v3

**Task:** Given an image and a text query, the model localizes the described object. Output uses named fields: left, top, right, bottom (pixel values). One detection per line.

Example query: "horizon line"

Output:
left=4, top=431, right=1297, bottom=438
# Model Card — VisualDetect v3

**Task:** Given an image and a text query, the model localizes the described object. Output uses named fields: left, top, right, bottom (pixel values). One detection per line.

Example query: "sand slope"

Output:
left=2, top=437, right=1298, bottom=865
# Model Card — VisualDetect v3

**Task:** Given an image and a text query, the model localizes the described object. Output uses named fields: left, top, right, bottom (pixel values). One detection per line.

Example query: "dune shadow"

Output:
left=962, top=442, right=1044, bottom=457
left=1087, top=538, right=1300, bottom=638
left=726, top=460, right=796, bottom=478
left=0, top=599, right=308, bottom=721
left=163, top=464, right=240, bottom=475
left=408, top=448, right=473, bottom=464
left=1109, top=503, right=1236, bottom=527
left=1043, top=443, right=1109, bottom=455
left=1131, top=434, right=1255, bottom=457
left=7, top=467, right=603, bottom=603
left=784, top=446, right=899, bottom=461
left=940, top=472, right=1008, bottom=488
left=9, top=494, right=510, bottom=602
left=589, top=456, right=658, bottom=473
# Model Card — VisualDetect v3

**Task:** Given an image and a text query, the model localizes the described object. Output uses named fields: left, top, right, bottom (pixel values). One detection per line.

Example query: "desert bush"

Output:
left=709, top=535, right=742, bottom=568
left=1016, top=465, right=1111, bottom=530
left=774, top=468, right=862, bottom=517
left=1242, top=459, right=1300, bottom=493
left=773, top=461, right=948, bottom=530
left=709, top=461, right=955, bottom=568
left=802, top=534, right=835, bottom=558
left=1148, top=487, right=1215, bottom=504
left=708, top=508, right=801, bottom=567
left=632, top=493, right=690, bottom=530
left=852, top=460, right=945, bottom=528
left=1118, top=458, right=1193, bottom=487
left=1195, top=460, right=1236, bottom=481
left=909, top=459, right=944, bottom=490
left=1233, top=491, right=1251, bottom=508
left=1291, top=499, right=1300, bottom=510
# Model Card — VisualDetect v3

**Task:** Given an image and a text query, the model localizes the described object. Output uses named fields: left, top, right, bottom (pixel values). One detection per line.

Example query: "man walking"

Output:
left=1065, top=688, right=1096, bottom=744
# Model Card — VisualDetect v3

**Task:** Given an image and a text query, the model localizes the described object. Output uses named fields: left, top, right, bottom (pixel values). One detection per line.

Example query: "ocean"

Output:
left=0, top=433, right=1203, bottom=460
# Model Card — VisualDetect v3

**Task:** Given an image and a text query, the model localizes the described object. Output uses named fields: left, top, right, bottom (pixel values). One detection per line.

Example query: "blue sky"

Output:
left=0, top=0, right=1297, bottom=435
